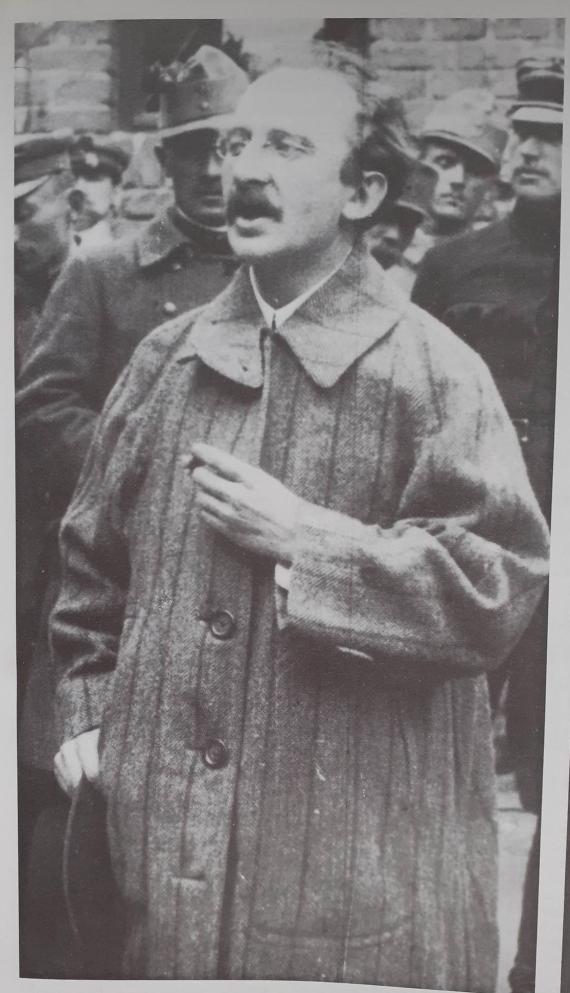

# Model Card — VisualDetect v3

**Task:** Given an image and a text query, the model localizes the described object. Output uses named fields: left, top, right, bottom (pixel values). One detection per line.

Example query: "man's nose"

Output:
left=226, top=142, right=271, bottom=184
left=518, top=134, right=541, bottom=159
left=448, top=162, right=466, bottom=188
left=205, top=150, right=222, bottom=177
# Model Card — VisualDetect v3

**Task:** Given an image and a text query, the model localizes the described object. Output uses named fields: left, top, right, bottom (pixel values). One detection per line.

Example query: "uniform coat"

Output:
left=53, top=247, right=549, bottom=990
left=17, top=207, right=236, bottom=769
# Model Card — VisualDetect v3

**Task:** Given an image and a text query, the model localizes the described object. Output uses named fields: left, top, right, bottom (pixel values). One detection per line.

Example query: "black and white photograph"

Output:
left=6, top=6, right=569, bottom=992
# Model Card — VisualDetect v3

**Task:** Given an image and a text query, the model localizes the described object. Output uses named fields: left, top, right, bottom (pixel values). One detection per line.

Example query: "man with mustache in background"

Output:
left=412, top=53, right=563, bottom=993
left=16, top=45, right=245, bottom=978
left=51, top=52, right=548, bottom=988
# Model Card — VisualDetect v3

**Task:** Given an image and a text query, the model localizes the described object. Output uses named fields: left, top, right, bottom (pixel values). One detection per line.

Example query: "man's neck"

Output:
left=251, top=234, right=354, bottom=309
left=428, top=215, right=468, bottom=238
left=171, top=205, right=231, bottom=256
left=512, top=195, right=561, bottom=247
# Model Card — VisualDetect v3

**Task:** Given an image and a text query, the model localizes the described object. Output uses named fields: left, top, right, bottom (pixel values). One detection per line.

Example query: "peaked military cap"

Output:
left=419, top=89, right=508, bottom=174
left=154, top=44, right=248, bottom=139
left=510, top=53, right=564, bottom=125
left=15, top=128, right=73, bottom=200
left=71, top=135, right=131, bottom=184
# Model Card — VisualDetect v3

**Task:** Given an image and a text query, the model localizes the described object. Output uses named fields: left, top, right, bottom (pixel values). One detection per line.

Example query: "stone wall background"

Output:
left=14, top=17, right=566, bottom=234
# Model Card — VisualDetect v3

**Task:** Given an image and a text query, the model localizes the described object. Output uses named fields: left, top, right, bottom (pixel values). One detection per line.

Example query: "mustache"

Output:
left=226, top=185, right=281, bottom=223
left=513, top=166, right=548, bottom=177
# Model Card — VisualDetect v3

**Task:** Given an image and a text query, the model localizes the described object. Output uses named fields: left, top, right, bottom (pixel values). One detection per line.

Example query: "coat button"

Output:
left=209, top=609, right=236, bottom=640
left=171, top=261, right=182, bottom=272
left=202, top=738, right=229, bottom=769
left=163, top=301, right=178, bottom=316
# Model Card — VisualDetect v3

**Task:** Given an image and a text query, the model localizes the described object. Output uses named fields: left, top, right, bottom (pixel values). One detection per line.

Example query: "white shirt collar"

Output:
left=249, top=252, right=351, bottom=330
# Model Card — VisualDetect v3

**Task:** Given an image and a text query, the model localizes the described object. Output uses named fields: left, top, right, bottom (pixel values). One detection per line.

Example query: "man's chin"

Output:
left=227, top=223, right=278, bottom=260
left=432, top=204, right=466, bottom=224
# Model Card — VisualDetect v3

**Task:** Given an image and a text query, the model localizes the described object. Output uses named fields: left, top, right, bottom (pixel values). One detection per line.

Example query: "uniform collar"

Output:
left=136, top=207, right=192, bottom=268
left=175, top=244, right=407, bottom=389
left=137, top=206, right=232, bottom=268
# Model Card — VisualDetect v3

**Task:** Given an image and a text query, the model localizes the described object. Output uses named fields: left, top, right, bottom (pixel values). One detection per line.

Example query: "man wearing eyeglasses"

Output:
left=52, top=54, right=548, bottom=988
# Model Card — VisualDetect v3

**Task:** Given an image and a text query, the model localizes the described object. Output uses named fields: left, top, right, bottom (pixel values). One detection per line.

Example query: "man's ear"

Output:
left=342, top=171, right=387, bottom=223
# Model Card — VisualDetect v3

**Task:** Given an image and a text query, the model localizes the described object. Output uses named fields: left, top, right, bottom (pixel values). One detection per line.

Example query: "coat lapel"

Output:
left=176, top=244, right=408, bottom=390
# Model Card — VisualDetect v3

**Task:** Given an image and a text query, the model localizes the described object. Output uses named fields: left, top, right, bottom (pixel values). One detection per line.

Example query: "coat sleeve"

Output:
left=411, top=245, right=447, bottom=319
left=16, top=252, right=104, bottom=502
left=283, top=356, right=550, bottom=679
left=50, top=357, right=146, bottom=744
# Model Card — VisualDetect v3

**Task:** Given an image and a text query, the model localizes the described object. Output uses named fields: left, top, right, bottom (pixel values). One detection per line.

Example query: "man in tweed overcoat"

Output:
left=52, top=62, right=549, bottom=990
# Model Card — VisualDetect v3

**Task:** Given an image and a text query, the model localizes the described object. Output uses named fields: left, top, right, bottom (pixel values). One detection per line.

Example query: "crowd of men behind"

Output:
left=14, top=39, right=562, bottom=993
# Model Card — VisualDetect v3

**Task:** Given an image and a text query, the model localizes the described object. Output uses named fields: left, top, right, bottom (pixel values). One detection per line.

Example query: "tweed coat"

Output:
left=53, top=246, right=549, bottom=989
left=17, top=207, right=236, bottom=770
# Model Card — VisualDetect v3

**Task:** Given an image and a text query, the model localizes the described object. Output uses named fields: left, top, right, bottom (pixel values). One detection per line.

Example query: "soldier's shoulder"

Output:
left=125, top=304, right=204, bottom=378
left=423, top=217, right=511, bottom=269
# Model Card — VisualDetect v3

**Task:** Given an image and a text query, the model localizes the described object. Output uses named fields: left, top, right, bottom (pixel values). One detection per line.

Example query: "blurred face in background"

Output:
left=420, top=140, right=492, bottom=231
left=15, top=172, right=72, bottom=276
left=68, top=172, right=118, bottom=232
left=510, top=122, right=562, bottom=203
left=160, top=129, right=226, bottom=229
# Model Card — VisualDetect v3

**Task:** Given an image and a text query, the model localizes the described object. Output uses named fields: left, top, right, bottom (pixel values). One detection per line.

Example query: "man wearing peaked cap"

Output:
left=413, top=53, right=563, bottom=993
left=16, top=45, right=246, bottom=977
left=396, top=89, right=508, bottom=280
left=14, top=128, right=77, bottom=978
left=418, top=89, right=508, bottom=238
left=15, top=130, right=74, bottom=369
left=69, top=135, right=130, bottom=251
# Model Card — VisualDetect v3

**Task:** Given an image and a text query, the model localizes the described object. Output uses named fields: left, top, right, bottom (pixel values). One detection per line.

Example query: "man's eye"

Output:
left=220, top=135, right=249, bottom=157
left=269, top=136, right=307, bottom=158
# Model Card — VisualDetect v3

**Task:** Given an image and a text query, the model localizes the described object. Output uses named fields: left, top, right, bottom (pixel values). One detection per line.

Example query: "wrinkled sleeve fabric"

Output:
left=16, top=252, right=104, bottom=500
left=284, top=353, right=549, bottom=678
left=51, top=357, right=143, bottom=744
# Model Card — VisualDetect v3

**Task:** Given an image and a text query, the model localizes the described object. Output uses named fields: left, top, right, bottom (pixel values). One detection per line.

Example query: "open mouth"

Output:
left=227, top=190, right=280, bottom=226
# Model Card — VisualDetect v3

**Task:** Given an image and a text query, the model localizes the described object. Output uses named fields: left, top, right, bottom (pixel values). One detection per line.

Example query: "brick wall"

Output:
left=14, top=17, right=566, bottom=231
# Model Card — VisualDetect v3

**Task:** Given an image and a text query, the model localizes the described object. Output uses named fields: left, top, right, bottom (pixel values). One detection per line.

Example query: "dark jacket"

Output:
left=411, top=198, right=559, bottom=480
left=412, top=198, right=560, bottom=813
left=16, top=208, right=235, bottom=769
left=52, top=248, right=548, bottom=987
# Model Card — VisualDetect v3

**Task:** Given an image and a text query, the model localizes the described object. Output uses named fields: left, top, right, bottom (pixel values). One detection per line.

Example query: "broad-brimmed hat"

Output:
left=509, top=53, right=564, bottom=126
left=154, top=44, right=248, bottom=140
left=71, top=135, right=131, bottom=184
left=15, top=129, right=73, bottom=199
left=419, top=90, right=508, bottom=174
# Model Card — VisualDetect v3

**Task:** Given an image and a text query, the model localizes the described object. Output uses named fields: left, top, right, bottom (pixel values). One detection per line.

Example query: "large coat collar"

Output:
left=175, top=245, right=407, bottom=389
left=136, top=208, right=190, bottom=268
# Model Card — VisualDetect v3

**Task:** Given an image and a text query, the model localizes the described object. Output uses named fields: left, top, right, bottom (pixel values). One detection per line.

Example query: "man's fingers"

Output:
left=54, top=757, right=72, bottom=796
left=196, top=490, right=231, bottom=521
left=54, top=741, right=83, bottom=795
left=191, top=443, right=254, bottom=484
left=77, top=729, right=101, bottom=783
left=193, top=466, right=237, bottom=501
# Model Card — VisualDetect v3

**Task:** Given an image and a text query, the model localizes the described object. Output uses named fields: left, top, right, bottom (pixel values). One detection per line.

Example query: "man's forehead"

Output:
left=233, top=68, right=358, bottom=135
left=513, top=121, right=563, bottom=143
